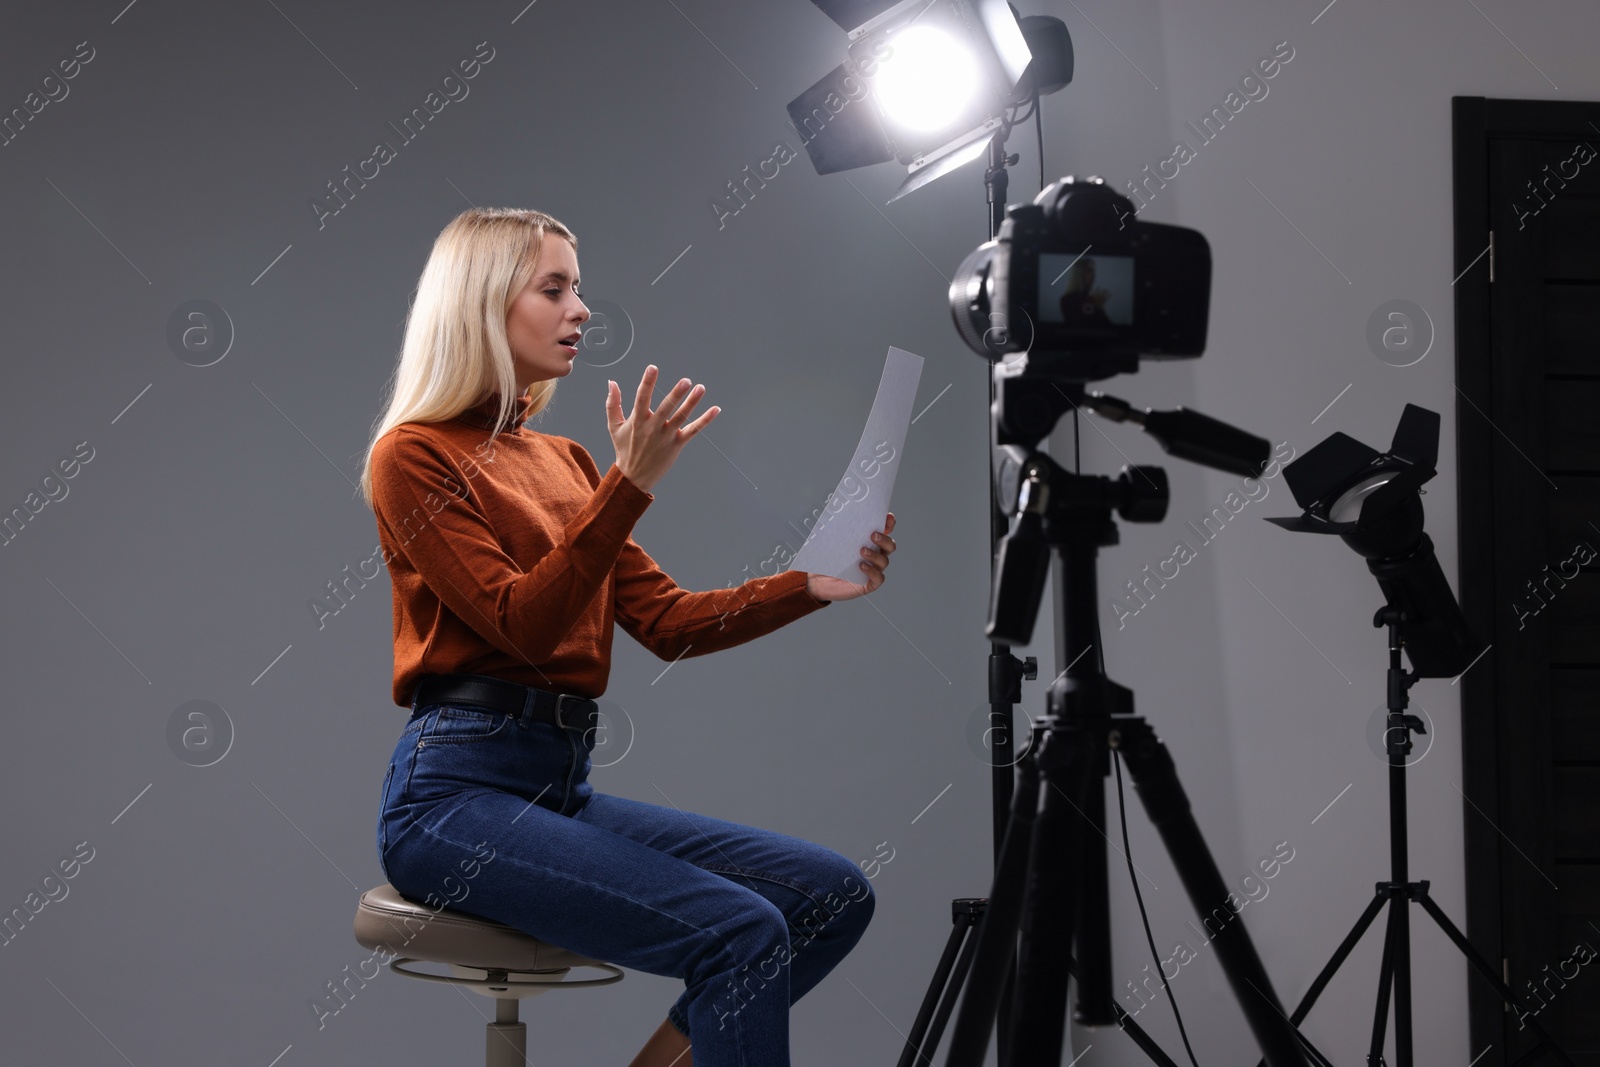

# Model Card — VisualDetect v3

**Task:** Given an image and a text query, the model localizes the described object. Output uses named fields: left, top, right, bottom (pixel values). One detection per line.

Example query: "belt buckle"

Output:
left=553, top=693, right=594, bottom=732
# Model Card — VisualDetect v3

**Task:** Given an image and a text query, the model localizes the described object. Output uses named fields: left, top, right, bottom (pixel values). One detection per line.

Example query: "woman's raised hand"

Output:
left=606, top=365, right=720, bottom=494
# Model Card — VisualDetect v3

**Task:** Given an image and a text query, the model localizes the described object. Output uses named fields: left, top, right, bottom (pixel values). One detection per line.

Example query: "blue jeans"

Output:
left=376, top=688, right=875, bottom=1067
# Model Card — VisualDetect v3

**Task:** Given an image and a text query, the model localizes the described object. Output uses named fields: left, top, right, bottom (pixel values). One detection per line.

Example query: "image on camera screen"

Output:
left=1039, top=252, right=1135, bottom=328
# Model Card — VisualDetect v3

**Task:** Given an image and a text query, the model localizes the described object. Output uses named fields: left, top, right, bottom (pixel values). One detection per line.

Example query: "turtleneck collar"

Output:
left=453, top=391, right=534, bottom=433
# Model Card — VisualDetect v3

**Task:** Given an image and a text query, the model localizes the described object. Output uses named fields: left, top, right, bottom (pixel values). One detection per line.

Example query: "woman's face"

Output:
left=506, top=235, right=590, bottom=394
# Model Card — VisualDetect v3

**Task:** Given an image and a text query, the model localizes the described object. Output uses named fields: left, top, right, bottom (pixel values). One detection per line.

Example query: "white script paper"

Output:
left=789, top=346, right=924, bottom=583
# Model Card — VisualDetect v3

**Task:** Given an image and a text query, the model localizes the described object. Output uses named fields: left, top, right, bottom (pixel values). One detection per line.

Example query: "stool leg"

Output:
left=486, top=999, right=525, bottom=1067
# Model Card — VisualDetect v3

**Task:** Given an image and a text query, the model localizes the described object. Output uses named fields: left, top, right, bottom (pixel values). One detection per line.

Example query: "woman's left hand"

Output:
left=806, top=513, right=896, bottom=603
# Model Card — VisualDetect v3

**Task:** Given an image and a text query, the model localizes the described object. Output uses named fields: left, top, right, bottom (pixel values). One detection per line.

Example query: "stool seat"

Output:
left=354, top=882, right=623, bottom=1066
left=353, top=882, right=598, bottom=973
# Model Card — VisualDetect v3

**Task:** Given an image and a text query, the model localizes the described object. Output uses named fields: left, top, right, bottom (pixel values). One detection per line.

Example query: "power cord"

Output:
left=1113, top=749, right=1202, bottom=1067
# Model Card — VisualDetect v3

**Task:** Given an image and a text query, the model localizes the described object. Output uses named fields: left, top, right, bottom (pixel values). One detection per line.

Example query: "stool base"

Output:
left=487, top=1017, right=527, bottom=1067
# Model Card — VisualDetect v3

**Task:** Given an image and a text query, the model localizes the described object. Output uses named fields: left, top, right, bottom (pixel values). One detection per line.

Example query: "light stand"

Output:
left=1261, top=403, right=1575, bottom=1065
left=895, top=84, right=1065, bottom=1067
left=1251, top=606, right=1575, bottom=1067
left=892, top=123, right=1062, bottom=1067
left=786, top=9, right=1072, bottom=1060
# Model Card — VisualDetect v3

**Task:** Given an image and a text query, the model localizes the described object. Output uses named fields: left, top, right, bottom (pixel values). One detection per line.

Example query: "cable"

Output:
left=1113, top=749, right=1201, bottom=1067
left=1007, top=88, right=1039, bottom=125
left=1034, top=86, right=1044, bottom=191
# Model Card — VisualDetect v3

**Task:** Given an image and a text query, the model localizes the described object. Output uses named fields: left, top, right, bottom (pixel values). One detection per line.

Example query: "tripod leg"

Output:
left=944, top=739, right=1043, bottom=1067
left=1413, top=890, right=1578, bottom=1067
left=1072, top=778, right=1116, bottom=1025
left=1115, top=720, right=1311, bottom=1067
left=996, top=928, right=1016, bottom=1067
left=898, top=904, right=979, bottom=1067
left=1007, top=728, right=1097, bottom=1067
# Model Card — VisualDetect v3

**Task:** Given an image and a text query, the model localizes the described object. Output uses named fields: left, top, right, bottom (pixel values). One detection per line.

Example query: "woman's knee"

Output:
left=835, top=873, right=875, bottom=944
left=793, top=854, right=875, bottom=943
left=838, top=866, right=875, bottom=921
left=717, top=890, right=792, bottom=964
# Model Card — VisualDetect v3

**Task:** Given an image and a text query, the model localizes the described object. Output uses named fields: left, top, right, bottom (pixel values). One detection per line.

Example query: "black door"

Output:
left=1454, top=96, right=1600, bottom=1063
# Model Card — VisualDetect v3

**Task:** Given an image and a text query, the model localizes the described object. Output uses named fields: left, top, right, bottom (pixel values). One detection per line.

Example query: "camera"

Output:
left=950, top=175, right=1212, bottom=381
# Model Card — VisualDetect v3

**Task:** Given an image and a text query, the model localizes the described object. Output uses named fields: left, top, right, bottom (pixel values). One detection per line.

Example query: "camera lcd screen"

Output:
left=1038, top=253, right=1135, bottom=328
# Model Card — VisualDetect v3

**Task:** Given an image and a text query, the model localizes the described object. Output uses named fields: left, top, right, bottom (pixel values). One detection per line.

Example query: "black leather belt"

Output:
left=411, top=672, right=600, bottom=733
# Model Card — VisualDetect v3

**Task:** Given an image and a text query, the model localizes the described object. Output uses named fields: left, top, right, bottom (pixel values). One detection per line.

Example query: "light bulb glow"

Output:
left=872, top=25, right=979, bottom=132
left=1329, top=472, right=1396, bottom=524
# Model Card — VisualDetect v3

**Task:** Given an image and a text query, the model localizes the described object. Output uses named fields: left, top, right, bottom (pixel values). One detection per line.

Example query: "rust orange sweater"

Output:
left=370, top=391, right=830, bottom=707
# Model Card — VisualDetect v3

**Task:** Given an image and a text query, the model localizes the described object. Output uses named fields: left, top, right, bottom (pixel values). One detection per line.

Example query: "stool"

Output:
left=354, top=882, right=623, bottom=1067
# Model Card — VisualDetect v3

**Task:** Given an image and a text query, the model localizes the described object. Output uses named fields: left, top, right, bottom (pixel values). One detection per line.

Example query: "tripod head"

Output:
left=987, top=453, right=1165, bottom=648
left=987, top=371, right=1272, bottom=648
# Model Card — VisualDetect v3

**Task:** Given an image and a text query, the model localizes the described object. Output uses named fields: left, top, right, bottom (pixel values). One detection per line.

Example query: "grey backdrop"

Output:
left=2, top=1, right=1594, bottom=1064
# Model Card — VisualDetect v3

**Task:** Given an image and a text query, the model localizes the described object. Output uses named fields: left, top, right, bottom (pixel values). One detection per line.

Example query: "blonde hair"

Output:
left=357, top=207, right=578, bottom=507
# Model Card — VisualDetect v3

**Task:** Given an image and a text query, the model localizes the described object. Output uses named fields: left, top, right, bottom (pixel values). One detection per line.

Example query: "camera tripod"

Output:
left=895, top=382, right=1321, bottom=1067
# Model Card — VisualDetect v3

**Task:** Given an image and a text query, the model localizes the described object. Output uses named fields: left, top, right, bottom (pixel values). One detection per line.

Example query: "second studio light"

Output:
left=1266, top=403, right=1483, bottom=677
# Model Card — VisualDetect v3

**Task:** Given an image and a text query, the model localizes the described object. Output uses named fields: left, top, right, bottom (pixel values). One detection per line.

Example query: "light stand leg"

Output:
left=1250, top=891, right=1390, bottom=1067
left=921, top=914, right=987, bottom=1067
left=1368, top=893, right=1398, bottom=1066
left=1412, top=889, right=1577, bottom=1067
left=1293, top=894, right=1388, bottom=1027
left=944, top=735, right=1044, bottom=1067
left=897, top=901, right=985, bottom=1067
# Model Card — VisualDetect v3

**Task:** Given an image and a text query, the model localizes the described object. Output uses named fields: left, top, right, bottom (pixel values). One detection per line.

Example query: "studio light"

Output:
left=788, top=0, right=1071, bottom=203
left=1266, top=403, right=1483, bottom=677
left=870, top=25, right=980, bottom=131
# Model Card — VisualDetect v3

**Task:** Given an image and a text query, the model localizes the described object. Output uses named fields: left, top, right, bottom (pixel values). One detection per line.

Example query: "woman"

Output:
left=358, top=207, right=897, bottom=1067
